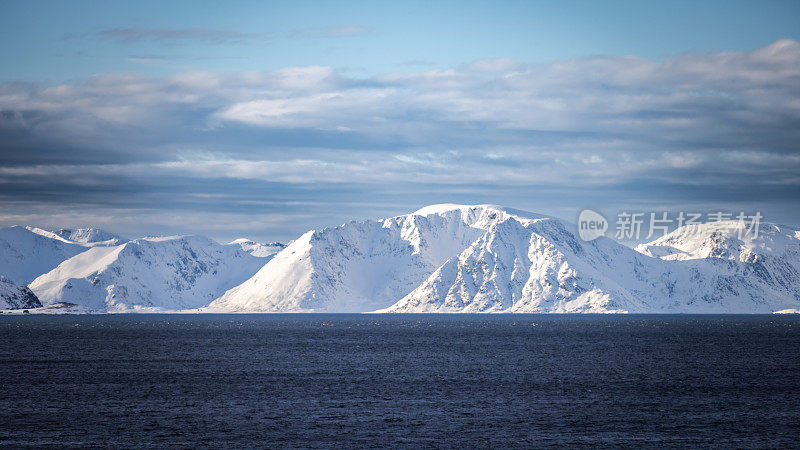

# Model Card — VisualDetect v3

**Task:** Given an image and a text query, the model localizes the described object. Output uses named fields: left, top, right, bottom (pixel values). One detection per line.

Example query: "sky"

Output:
left=0, top=0, right=799, bottom=243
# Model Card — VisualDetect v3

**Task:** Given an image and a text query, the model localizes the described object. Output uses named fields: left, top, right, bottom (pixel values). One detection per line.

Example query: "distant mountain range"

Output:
left=1, top=205, right=798, bottom=313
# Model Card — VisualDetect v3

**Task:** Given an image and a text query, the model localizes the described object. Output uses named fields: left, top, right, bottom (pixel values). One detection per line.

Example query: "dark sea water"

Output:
left=1, top=314, right=799, bottom=448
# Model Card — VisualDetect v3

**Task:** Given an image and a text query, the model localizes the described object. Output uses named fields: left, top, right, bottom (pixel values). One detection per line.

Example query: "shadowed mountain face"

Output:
left=0, top=277, right=42, bottom=309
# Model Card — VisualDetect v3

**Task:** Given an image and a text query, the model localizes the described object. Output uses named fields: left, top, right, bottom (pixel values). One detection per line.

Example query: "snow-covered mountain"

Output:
left=0, top=226, right=94, bottom=286
left=0, top=225, right=125, bottom=287
left=26, top=226, right=125, bottom=246
left=29, top=235, right=267, bottom=311
left=227, top=238, right=285, bottom=258
left=381, top=215, right=661, bottom=313
left=3, top=205, right=799, bottom=313
left=52, top=228, right=124, bottom=245
left=211, top=204, right=800, bottom=314
left=0, top=277, right=42, bottom=309
left=209, top=205, right=542, bottom=312
left=385, top=216, right=800, bottom=313
left=633, top=221, right=800, bottom=312
left=636, top=220, right=799, bottom=262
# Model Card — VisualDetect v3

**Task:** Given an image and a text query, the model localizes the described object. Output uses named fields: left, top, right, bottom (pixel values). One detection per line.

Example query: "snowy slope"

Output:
left=26, top=227, right=124, bottom=246
left=209, top=205, right=543, bottom=312
left=633, top=221, right=800, bottom=313
left=5, top=205, right=798, bottom=314
left=385, top=217, right=800, bottom=314
left=213, top=204, right=800, bottom=314
left=381, top=216, right=661, bottom=313
left=227, top=238, right=285, bottom=258
left=29, top=235, right=267, bottom=311
left=53, top=228, right=124, bottom=245
left=0, top=277, right=42, bottom=309
left=0, top=226, right=93, bottom=285
left=636, top=220, right=800, bottom=262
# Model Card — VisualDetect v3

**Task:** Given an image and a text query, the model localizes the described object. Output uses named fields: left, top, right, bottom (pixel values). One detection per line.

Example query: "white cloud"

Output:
left=4, top=39, right=797, bottom=140
left=1, top=40, right=799, bottom=238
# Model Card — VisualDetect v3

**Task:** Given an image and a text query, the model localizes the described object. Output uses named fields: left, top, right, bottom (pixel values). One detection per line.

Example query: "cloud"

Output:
left=65, top=27, right=262, bottom=44
left=64, top=25, right=371, bottom=47
left=1, top=40, right=799, bottom=239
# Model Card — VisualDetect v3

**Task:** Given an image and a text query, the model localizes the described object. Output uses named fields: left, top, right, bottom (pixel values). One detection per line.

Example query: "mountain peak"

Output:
left=26, top=226, right=124, bottom=245
left=54, top=228, right=124, bottom=244
left=410, top=204, right=548, bottom=222
left=227, top=238, right=286, bottom=258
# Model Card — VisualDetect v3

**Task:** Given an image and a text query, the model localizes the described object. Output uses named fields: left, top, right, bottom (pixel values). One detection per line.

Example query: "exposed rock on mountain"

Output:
left=0, top=276, right=42, bottom=309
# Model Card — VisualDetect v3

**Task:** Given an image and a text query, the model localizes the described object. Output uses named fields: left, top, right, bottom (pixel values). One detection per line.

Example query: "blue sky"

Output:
left=1, top=0, right=799, bottom=242
left=3, top=0, right=799, bottom=81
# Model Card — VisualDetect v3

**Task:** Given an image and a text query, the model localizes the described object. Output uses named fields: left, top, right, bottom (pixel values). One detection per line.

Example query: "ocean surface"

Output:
left=1, top=314, right=799, bottom=448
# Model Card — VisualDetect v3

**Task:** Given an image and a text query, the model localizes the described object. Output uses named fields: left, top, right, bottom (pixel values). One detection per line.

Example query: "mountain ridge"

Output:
left=1, top=204, right=798, bottom=313
left=29, top=235, right=268, bottom=311
left=208, top=205, right=547, bottom=312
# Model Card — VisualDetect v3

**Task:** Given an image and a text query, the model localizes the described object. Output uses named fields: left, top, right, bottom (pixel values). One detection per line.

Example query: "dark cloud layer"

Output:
left=1, top=40, right=798, bottom=241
